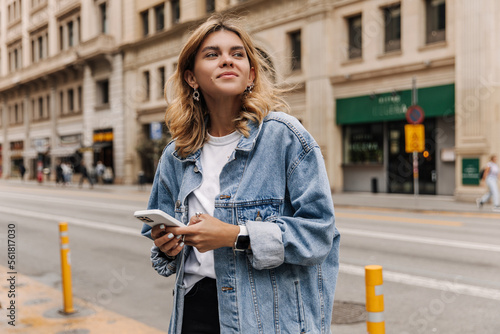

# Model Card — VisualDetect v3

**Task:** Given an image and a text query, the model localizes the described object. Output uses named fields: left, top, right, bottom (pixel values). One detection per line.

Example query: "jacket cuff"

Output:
left=151, top=245, right=177, bottom=277
left=246, top=221, right=284, bottom=270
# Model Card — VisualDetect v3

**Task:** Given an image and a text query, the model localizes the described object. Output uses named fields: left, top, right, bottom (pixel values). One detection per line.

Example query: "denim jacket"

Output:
left=141, top=112, right=340, bottom=334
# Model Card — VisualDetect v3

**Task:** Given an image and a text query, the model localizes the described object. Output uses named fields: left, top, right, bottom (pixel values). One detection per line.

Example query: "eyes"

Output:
left=203, top=50, right=246, bottom=59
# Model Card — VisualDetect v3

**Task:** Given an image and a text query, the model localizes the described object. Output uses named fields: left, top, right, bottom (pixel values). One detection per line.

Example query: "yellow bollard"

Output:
left=365, top=265, right=385, bottom=334
left=59, top=222, right=76, bottom=314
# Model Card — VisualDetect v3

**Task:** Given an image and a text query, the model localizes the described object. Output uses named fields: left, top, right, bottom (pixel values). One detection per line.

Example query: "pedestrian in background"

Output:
left=55, top=160, right=65, bottom=185
left=19, top=163, right=26, bottom=181
left=61, top=161, right=73, bottom=185
left=141, top=14, right=339, bottom=334
left=477, top=154, right=499, bottom=212
left=78, top=160, right=94, bottom=189
left=95, top=161, right=105, bottom=184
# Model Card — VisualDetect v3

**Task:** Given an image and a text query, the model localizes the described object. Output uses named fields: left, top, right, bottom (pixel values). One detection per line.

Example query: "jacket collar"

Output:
left=172, top=118, right=264, bottom=162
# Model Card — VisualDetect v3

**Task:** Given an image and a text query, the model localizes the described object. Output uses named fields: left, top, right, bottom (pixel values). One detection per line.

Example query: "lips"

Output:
left=218, top=71, right=238, bottom=78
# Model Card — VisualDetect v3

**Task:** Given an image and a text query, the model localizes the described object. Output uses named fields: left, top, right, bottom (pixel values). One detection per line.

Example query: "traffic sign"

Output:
left=406, top=105, right=425, bottom=124
left=405, top=124, right=425, bottom=153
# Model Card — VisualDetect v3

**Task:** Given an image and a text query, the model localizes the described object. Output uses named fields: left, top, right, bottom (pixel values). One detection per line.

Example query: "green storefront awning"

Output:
left=336, top=84, right=455, bottom=125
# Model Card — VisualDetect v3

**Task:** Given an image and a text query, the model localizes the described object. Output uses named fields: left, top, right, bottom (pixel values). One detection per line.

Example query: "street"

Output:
left=0, top=181, right=499, bottom=333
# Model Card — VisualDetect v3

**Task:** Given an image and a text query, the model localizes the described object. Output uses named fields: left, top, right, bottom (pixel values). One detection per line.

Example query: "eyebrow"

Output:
left=200, top=45, right=245, bottom=53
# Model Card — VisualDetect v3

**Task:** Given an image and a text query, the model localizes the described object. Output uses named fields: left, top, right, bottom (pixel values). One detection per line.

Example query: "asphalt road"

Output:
left=0, top=182, right=499, bottom=333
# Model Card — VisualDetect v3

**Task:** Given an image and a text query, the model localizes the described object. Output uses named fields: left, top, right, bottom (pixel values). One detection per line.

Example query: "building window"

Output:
left=348, top=15, right=362, bottom=59
left=289, top=30, right=301, bottom=71
left=206, top=0, right=215, bottom=13
left=426, top=0, right=446, bottom=44
left=343, top=123, right=384, bottom=164
left=59, top=26, right=64, bottom=50
left=10, top=103, right=24, bottom=125
left=68, top=89, right=74, bottom=112
left=100, top=2, right=108, bottom=34
left=8, top=43, right=22, bottom=72
left=60, top=91, right=64, bottom=114
left=158, top=67, right=165, bottom=99
left=141, top=10, right=149, bottom=36
left=30, top=29, right=48, bottom=64
left=58, top=13, right=81, bottom=50
left=78, top=86, right=82, bottom=111
left=68, top=21, right=74, bottom=47
left=384, top=4, right=401, bottom=52
left=47, top=95, right=50, bottom=118
left=143, top=71, right=150, bottom=101
left=37, top=97, right=43, bottom=118
left=171, top=0, right=180, bottom=25
left=155, top=4, right=164, bottom=32
left=97, top=80, right=110, bottom=106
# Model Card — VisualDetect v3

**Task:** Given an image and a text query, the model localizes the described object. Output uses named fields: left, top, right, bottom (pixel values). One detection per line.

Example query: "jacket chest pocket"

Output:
left=235, top=199, right=282, bottom=224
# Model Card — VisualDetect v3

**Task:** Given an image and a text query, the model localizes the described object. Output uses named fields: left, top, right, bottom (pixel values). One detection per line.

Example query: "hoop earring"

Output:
left=193, top=88, right=200, bottom=102
left=245, top=83, right=254, bottom=94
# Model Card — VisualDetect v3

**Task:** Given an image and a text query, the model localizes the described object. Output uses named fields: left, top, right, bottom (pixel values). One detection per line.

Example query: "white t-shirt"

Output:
left=183, top=131, right=241, bottom=292
left=487, top=161, right=498, bottom=179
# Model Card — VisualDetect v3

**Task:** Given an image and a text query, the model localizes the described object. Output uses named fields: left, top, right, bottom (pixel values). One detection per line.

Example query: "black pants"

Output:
left=182, top=277, right=220, bottom=334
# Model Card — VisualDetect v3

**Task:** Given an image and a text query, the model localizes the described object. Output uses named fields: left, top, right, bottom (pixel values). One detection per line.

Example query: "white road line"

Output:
left=340, top=263, right=500, bottom=301
left=0, top=206, right=141, bottom=237
left=0, top=191, right=138, bottom=212
left=340, top=227, right=500, bottom=253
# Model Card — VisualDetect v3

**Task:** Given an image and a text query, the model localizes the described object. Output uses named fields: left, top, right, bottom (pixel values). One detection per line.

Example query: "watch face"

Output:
left=236, top=235, right=250, bottom=250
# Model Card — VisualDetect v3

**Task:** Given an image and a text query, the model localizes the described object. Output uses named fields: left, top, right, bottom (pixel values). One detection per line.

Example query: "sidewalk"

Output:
left=2, top=178, right=497, bottom=214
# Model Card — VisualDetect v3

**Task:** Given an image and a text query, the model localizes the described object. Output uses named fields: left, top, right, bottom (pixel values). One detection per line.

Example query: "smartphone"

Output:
left=134, top=209, right=184, bottom=228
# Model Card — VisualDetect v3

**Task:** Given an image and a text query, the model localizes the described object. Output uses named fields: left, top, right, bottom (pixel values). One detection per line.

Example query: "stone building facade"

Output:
left=0, top=0, right=498, bottom=201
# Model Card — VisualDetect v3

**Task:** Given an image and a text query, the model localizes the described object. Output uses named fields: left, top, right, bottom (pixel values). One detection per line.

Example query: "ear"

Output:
left=247, top=67, right=256, bottom=86
left=184, top=70, right=198, bottom=89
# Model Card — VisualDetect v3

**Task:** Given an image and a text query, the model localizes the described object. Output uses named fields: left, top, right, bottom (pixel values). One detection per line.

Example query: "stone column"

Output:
left=454, top=0, right=499, bottom=200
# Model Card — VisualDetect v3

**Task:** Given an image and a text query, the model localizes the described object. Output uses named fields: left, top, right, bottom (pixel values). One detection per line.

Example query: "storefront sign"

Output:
left=336, top=84, right=454, bottom=125
left=462, top=158, right=480, bottom=185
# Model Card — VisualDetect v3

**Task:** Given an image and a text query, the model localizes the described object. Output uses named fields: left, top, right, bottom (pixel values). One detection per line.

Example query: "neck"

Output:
left=205, top=96, right=242, bottom=137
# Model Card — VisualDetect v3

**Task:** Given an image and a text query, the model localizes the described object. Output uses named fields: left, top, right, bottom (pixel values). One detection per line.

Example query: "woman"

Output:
left=477, top=154, right=499, bottom=211
left=141, top=15, right=340, bottom=334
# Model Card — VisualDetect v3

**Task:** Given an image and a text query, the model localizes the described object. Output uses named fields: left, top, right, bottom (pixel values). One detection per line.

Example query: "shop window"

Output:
left=384, top=4, right=401, bottom=52
left=289, top=30, right=301, bottom=71
left=343, top=123, right=383, bottom=164
left=426, top=0, right=446, bottom=44
left=347, top=14, right=362, bottom=59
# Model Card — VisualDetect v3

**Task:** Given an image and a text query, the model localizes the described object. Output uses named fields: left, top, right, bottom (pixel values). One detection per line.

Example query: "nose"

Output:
left=220, top=54, right=233, bottom=67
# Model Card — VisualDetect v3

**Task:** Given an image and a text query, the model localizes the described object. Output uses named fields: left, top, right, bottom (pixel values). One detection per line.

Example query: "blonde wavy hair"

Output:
left=164, top=14, right=289, bottom=158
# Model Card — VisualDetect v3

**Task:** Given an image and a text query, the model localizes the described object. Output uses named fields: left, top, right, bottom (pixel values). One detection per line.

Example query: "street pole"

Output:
left=412, top=77, right=419, bottom=197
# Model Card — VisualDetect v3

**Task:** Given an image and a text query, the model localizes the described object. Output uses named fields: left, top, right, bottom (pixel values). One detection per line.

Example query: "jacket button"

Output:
left=193, top=166, right=199, bottom=173
left=175, top=200, right=181, bottom=208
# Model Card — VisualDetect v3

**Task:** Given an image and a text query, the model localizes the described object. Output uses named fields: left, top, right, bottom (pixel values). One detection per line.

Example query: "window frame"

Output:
left=347, top=14, right=363, bottom=60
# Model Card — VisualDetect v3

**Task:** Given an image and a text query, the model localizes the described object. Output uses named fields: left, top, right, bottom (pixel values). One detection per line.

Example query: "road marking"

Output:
left=336, top=212, right=463, bottom=226
left=0, top=206, right=141, bottom=237
left=340, top=263, right=500, bottom=301
left=340, top=227, right=500, bottom=253
left=0, top=191, right=139, bottom=212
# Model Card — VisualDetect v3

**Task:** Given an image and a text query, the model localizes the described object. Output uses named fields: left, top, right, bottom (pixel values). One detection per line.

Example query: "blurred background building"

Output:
left=0, top=0, right=498, bottom=201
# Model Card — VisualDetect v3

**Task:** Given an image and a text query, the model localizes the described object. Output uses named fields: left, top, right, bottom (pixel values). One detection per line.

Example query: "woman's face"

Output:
left=185, top=30, right=255, bottom=101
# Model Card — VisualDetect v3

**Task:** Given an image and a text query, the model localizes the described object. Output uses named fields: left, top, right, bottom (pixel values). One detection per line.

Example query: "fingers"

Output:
left=154, top=231, right=185, bottom=256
